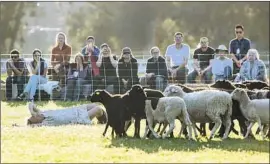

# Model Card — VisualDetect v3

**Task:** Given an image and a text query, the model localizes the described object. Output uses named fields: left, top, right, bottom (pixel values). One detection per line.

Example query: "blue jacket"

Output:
left=81, top=46, right=100, bottom=57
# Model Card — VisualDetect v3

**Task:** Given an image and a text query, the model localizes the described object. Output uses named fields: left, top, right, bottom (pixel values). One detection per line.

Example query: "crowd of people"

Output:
left=5, top=24, right=268, bottom=101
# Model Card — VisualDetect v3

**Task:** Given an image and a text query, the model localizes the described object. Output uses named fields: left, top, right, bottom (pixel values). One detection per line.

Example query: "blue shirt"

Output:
left=211, top=57, right=233, bottom=76
left=165, top=44, right=190, bottom=67
left=81, top=46, right=100, bottom=57
left=229, top=38, right=251, bottom=60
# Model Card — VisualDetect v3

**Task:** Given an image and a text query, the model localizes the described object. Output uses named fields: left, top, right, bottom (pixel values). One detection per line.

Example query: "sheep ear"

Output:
left=96, top=91, right=100, bottom=95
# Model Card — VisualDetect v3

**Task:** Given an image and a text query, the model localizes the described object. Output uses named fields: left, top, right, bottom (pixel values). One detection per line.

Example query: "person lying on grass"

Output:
left=26, top=102, right=107, bottom=127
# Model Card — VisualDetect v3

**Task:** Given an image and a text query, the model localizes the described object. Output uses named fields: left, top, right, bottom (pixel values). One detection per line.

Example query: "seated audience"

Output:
left=187, top=37, right=215, bottom=84
left=27, top=101, right=107, bottom=126
left=211, top=45, right=233, bottom=81
left=145, top=46, right=168, bottom=91
left=5, top=49, right=28, bottom=101
left=66, top=53, right=92, bottom=101
left=51, top=32, right=72, bottom=87
left=96, top=43, right=120, bottom=94
left=81, top=36, right=100, bottom=77
left=165, top=32, right=190, bottom=84
left=235, top=49, right=267, bottom=82
left=117, top=47, right=139, bottom=94
left=17, top=49, right=48, bottom=101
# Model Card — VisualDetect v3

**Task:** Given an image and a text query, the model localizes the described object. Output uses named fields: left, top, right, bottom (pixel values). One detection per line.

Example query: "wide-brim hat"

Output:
left=216, top=45, right=228, bottom=53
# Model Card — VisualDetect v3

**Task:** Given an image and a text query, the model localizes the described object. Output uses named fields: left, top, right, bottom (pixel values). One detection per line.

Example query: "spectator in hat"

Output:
left=117, top=47, right=139, bottom=94
left=211, top=45, right=233, bottom=81
left=229, top=24, right=251, bottom=74
left=165, top=32, right=190, bottom=84
left=235, top=49, right=267, bottom=82
left=187, top=37, right=215, bottom=84
left=96, top=43, right=120, bottom=94
left=145, top=46, right=168, bottom=91
left=51, top=32, right=72, bottom=87
left=5, top=49, right=28, bottom=101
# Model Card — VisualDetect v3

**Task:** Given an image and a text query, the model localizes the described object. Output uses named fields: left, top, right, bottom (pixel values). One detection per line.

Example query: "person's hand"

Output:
left=9, top=60, right=15, bottom=68
left=236, top=60, right=241, bottom=68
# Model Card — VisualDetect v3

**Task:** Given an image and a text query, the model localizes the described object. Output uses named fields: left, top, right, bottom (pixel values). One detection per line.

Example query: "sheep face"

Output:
left=231, top=88, right=246, bottom=101
left=129, top=84, right=147, bottom=100
left=163, top=85, right=184, bottom=97
left=90, top=90, right=109, bottom=103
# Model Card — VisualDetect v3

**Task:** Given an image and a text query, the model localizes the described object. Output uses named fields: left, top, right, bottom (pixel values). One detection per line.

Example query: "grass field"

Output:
left=1, top=101, right=269, bottom=163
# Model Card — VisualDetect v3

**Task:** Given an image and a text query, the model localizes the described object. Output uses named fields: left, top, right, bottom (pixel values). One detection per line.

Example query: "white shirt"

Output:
left=165, top=44, right=190, bottom=67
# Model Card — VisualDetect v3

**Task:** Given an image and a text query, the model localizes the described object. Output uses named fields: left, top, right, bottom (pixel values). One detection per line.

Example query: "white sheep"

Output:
left=143, top=97, right=193, bottom=140
left=163, top=85, right=232, bottom=140
left=231, top=88, right=269, bottom=139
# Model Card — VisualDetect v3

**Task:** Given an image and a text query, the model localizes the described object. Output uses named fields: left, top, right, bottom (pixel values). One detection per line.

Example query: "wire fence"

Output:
left=1, top=52, right=269, bottom=101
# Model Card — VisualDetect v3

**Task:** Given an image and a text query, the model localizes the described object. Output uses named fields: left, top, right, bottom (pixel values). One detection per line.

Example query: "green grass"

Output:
left=1, top=101, right=269, bottom=163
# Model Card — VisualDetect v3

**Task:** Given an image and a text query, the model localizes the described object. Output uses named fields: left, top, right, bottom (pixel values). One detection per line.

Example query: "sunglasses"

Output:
left=152, top=51, right=159, bottom=54
left=123, top=52, right=130, bottom=55
left=11, top=56, right=19, bottom=59
left=235, top=31, right=242, bottom=34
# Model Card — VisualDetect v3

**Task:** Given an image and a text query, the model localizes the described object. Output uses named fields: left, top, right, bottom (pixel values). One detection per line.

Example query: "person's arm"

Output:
left=239, top=62, right=247, bottom=80
left=31, top=60, right=40, bottom=75
left=160, top=58, right=168, bottom=79
left=6, top=60, right=12, bottom=76
left=110, top=55, right=118, bottom=68
left=256, top=61, right=266, bottom=80
left=63, top=46, right=72, bottom=65
left=132, top=59, right=139, bottom=78
left=43, top=62, right=48, bottom=77
left=81, top=47, right=87, bottom=56
left=146, top=59, right=151, bottom=74
left=117, top=61, right=124, bottom=80
left=96, top=55, right=103, bottom=68
left=165, top=47, right=172, bottom=69
left=93, top=47, right=100, bottom=56
left=229, top=40, right=239, bottom=64
left=178, top=45, right=190, bottom=69
left=239, top=40, right=251, bottom=64
left=51, top=48, right=58, bottom=67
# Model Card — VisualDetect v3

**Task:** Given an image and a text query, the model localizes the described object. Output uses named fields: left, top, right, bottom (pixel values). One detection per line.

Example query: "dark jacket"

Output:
left=118, top=58, right=139, bottom=82
left=31, top=58, right=45, bottom=76
left=67, top=63, right=92, bottom=80
left=146, top=56, right=168, bottom=79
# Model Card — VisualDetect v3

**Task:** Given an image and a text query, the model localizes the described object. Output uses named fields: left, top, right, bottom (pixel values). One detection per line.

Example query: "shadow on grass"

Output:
left=108, top=137, right=269, bottom=153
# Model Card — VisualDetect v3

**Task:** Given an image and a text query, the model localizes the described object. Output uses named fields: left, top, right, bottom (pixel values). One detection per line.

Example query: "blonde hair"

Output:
left=55, top=32, right=67, bottom=46
left=247, top=49, right=260, bottom=60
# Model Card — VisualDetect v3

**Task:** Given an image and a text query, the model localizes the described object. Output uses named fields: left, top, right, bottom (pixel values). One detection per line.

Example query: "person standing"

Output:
left=229, top=24, right=251, bottom=74
left=5, top=49, right=28, bottom=101
left=187, top=37, right=215, bottom=84
left=165, top=32, right=190, bottom=84
left=51, top=32, right=72, bottom=87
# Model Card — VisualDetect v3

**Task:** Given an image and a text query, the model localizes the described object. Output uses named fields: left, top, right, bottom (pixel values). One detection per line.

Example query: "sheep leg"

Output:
left=178, top=121, right=185, bottom=138
left=190, top=121, right=198, bottom=138
left=147, top=118, right=160, bottom=139
left=163, top=120, right=175, bottom=139
left=103, top=123, right=109, bottom=136
left=222, top=115, right=231, bottom=140
left=244, top=122, right=255, bottom=139
left=111, top=128, right=115, bottom=138
left=200, top=123, right=206, bottom=136
left=142, top=124, right=149, bottom=139
left=156, top=123, right=162, bottom=133
left=159, top=122, right=168, bottom=136
left=257, top=118, right=264, bottom=139
left=208, top=114, right=222, bottom=140
left=134, top=118, right=141, bottom=138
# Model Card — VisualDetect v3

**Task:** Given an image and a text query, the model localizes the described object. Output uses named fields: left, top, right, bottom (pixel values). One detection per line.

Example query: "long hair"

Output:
left=247, top=49, right=260, bottom=60
left=55, top=32, right=67, bottom=46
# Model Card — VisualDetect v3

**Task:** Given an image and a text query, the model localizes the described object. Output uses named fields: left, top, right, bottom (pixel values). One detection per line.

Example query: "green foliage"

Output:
left=66, top=2, right=269, bottom=56
left=0, top=2, right=37, bottom=54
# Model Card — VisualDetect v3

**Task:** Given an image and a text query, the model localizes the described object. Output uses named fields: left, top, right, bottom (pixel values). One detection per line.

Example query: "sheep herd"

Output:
left=90, top=80, right=270, bottom=141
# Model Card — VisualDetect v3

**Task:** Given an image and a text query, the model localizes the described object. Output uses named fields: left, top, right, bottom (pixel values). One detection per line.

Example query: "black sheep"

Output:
left=122, top=85, right=165, bottom=138
left=243, top=80, right=269, bottom=90
left=90, top=90, right=131, bottom=138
